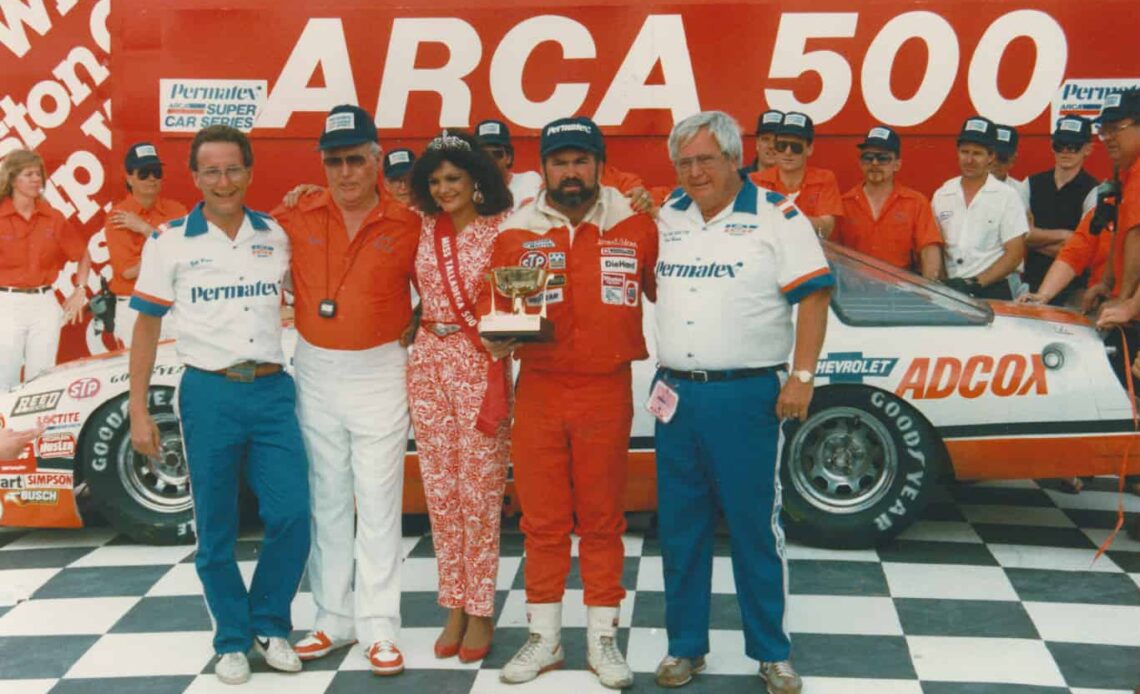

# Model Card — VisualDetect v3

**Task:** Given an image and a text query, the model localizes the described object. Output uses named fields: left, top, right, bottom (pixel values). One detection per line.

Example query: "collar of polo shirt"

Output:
left=182, top=202, right=273, bottom=237
left=669, top=176, right=759, bottom=217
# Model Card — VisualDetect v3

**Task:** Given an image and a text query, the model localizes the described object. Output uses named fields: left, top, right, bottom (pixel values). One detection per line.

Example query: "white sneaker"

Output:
left=499, top=633, right=565, bottom=684
left=254, top=635, right=302, bottom=673
left=215, top=652, right=251, bottom=685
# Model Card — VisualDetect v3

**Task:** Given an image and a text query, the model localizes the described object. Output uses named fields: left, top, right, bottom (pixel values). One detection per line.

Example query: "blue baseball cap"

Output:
left=318, top=104, right=377, bottom=151
left=1052, top=116, right=1092, bottom=146
left=475, top=119, right=512, bottom=147
left=755, top=110, right=784, bottom=135
left=857, top=125, right=900, bottom=155
left=1096, top=89, right=1140, bottom=125
left=540, top=116, right=603, bottom=157
left=776, top=112, right=814, bottom=141
left=957, top=116, right=997, bottom=149
left=383, top=148, right=414, bottom=179
left=124, top=142, right=161, bottom=170
left=994, top=125, right=1019, bottom=158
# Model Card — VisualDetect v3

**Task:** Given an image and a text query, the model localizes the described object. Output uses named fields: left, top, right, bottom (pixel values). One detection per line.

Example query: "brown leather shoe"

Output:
left=655, top=655, right=706, bottom=688
left=759, top=660, right=803, bottom=694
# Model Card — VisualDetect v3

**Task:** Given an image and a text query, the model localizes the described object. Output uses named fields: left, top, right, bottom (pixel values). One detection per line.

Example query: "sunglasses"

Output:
left=322, top=154, right=368, bottom=169
left=1051, top=142, right=1084, bottom=154
left=132, top=166, right=163, bottom=180
left=483, top=147, right=508, bottom=160
left=859, top=152, right=895, bottom=164
left=774, top=140, right=805, bottom=155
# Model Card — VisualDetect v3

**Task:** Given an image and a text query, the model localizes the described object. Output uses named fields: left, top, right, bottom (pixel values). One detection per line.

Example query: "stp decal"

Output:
left=67, top=378, right=101, bottom=400
left=519, top=251, right=548, bottom=268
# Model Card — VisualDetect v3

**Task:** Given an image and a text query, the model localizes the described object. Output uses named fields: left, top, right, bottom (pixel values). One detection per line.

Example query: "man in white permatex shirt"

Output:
left=127, top=125, right=310, bottom=686
left=475, top=119, right=542, bottom=210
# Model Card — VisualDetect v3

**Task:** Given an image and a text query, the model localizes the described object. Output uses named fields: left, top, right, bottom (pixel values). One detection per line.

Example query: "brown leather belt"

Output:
left=200, top=361, right=283, bottom=383
left=0, top=285, right=52, bottom=294
left=423, top=321, right=462, bottom=337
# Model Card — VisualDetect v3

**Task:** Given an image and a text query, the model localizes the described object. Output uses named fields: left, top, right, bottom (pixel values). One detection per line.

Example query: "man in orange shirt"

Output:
left=1090, top=91, right=1140, bottom=324
left=104, top=143, right=187, bottom=347
left=750, top=111, right=843, bottom=238
left=833, top=126, right=942, bottom=279
left=1017, top=209, right=1107, bottom=308
left=486, top=116, right=657, bottom=689
left=272, top=104, right=420, bottom=676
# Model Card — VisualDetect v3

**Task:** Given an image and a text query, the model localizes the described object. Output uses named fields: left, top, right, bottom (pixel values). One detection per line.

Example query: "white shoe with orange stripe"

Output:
left=292, top=630, right=356, bottom=661
left=367, top=640, right=404, bottom=676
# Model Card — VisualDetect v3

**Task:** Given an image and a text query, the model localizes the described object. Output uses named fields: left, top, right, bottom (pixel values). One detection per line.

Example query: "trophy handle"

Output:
left=486, top=273, right=497, bottom=316
left=538, top=274, right=553, bottom=319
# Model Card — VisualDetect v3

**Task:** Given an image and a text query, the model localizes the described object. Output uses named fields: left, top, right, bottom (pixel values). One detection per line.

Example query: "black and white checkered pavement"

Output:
left=0, top=478, right=1137, bottom=693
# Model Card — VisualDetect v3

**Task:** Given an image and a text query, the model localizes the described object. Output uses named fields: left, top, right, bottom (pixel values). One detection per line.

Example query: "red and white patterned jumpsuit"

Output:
left=407, top=212, right=512, bottom=617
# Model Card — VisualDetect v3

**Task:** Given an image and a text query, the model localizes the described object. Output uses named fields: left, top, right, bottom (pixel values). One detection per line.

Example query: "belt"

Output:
left=659, top=364, right=785, bottom=383
left=0, top=285, right=52, bottom=294
left=196, top=361, right=283, bottom=383
left=423, top=321, right=462, bottom=337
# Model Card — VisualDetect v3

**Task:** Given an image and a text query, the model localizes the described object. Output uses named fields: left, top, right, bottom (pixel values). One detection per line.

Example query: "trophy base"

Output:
left=479, top=313, right=554, bottom=342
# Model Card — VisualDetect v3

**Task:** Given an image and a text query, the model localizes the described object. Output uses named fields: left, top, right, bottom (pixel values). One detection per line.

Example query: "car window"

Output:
left=825, top=243, right=993, bottom=327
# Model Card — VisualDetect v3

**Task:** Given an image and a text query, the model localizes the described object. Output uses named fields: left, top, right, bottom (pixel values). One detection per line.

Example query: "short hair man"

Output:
left=486, top=116, right=658, bottom=689
left=475, top=118, right=543, bottom=210
left=833, top=125, right=943, bottom=279
left=128, top=125, right=310, bottom=685
left=104, top=142, right=187, bottom=347
left=272, top=105, right=420, bottom=675
left=653, top=110, right=832, bottom=693
left=381, top=147, right=415, bottom=206
left=931, top=116, right=1029, bottom=299
left=992, top=124, right=1031, bottom=210
left=750, top=111, right=843, bottom=238
left=748, top=108, right=783, bottom=171
left=1021, top=116, right=1099, bottom=302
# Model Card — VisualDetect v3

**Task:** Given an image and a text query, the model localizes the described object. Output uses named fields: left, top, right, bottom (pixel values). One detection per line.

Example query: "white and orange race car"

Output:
left=0, top=244, right=1135, bottom=546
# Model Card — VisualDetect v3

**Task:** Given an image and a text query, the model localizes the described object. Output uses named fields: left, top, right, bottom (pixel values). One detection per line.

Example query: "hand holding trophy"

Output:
left=478, top=266, right=555, bottom=342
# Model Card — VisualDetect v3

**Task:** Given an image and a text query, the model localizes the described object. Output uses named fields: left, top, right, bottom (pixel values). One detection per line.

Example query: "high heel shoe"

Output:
left=458, top=636, right=492, bottom=663
left=434, top=638, right=461, bottom=659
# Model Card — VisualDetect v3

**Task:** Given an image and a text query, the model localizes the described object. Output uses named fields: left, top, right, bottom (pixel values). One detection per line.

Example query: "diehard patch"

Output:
left=600, top=257, right=638, bottom=274
left=325, top=112, right=355, bottom=132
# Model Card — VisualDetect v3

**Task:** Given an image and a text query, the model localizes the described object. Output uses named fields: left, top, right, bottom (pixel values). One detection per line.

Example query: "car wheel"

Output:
left=80, top=387, right=196, bottom=544
left=780, top=385, right=946, bottom=548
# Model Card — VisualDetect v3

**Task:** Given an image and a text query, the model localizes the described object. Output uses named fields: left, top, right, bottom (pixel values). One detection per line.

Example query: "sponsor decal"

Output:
left=36, top=412, right=81, bottom=428
left=868, top=126, right=891, bottom=140
left=37, top=433, right=76, bottom=460
left=325, top=111, right=355, bottom=131
left=602, top=273, right=625, bottom=288
left=477, top=122, right=501, bottom=136
left=159, top=78, right=267, bottom=132
left=525, top=289, right=563, bottom=306
left=600, top=247, right=636, bottom=257
left=937, top=210, right=953, bottom=222
left=723, top=223, right=758, bottom=236
left=190, top=280, right=279, bottom=303
left=388, top=150, right=411, bottom=164
left=67, top=377, right=101, bottom=400
left=545, top=122, right=592, bottom=135
left=895, top=354, right=1048, bottom=400
left=655, top=260, right=742, bottom=279
left=816, top=352, right=899, bottom=384
left=624, top=280, right=639, bottom=306
left=519, top=250, right=547, bottom=268
left=11, top=390, right=64, bottom=416
left=251, top=243, right=275, bottom=258
left=23, top=473, right=71, bottom=489
left=5, top=489, right=59, bottom=506
left=547, top=274, right=567, bottom=288
left=549, top=251, right=567, bottom=269
left=868, top=391, right=929, bottom=532
left=601, top=257, right=638, bottom=274
left=134, top=144, right=158, bottom=158
left=1050, top=79, right=1140, bottom=123
left=602, top=286, right=624, bottom=305
left=521, top=238, right=556, bottom=250
left=0, top=476, right=23, bottom=489
left=964, top=118, right=988, bottom=133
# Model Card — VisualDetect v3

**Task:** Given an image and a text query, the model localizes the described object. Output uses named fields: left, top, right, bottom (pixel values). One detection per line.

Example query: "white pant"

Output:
left=294, top=336, right=410, bottom=645
left=114, top=296, right=175, bottom=348
left=0, top=292, right=62, bottom=392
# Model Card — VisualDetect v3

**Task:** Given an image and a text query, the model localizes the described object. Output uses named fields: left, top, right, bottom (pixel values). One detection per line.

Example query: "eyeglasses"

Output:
left=132, top=166, right=163, bottom=180
left=322, top=154, right=368, bottom=169
left=1097, top=120, right=1137, bottom=140
left=859, top=152, right=894, bottom=164
left=197, top=166, right=249, bottom=184
left=483, top=147, right=508, bottom=160
left=774, top=140, right=805, bottom=154
left=674, top=153, right=725, bottom=172
left=1051, top=142, right=1084, bottom=154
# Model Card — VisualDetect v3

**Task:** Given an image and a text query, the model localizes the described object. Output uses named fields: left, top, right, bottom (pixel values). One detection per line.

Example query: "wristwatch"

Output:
left=791, top=369, right=814, bottom=384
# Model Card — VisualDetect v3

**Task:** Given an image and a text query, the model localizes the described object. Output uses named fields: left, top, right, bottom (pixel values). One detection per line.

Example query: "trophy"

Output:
left=478, top=266, right=555, bottom=342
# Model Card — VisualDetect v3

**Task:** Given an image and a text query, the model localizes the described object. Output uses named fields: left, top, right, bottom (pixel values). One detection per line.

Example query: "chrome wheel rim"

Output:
left=787, top=407, right=897, bottom=514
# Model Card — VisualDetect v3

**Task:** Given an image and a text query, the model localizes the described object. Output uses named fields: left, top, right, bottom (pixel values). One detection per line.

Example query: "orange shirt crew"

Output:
left=273, top=190, right=419, bottom=350
left=0, top=197, right=86, bottom=287
left=749, top=166, right=844, bottom=219
left=1057, top=209, right=1111, bottom=287
left=104, top=196, right=187, bottom=295
left=1110, top=156, right=1140, bottom=297
left=834, top=183, right=942, bottom=270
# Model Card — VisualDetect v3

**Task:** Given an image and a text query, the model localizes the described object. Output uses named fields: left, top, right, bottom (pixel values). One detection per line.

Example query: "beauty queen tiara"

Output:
left=426, top=129, right=472, bottom=151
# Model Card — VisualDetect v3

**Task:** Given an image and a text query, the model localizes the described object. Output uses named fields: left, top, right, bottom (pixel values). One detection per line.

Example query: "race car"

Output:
left=0, top=243, right=1135, bottom=546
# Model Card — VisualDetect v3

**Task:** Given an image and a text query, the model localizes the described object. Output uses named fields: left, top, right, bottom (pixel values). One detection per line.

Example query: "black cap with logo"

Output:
left=755, top=110, right=784, bottom=135
left=856, top=125, right=900, bottom=155
left=994, top=125, right=1019, bottom=159
left=957, top=116, right=997, bottom=149
left=383, top=148, right=415, bottom=179
left=776, top=112, right=814, bottom=141
left=318, top=104, right=378, bottom=151
left=124, top=142, right=161, bottom=171
left=1052, top=116, right=1092, bottom=146
left=540, top=116, right=603, bottom=157
left=1096, top=89, right=1140, bottom=125
left=475, top=120, right=511, bottom=147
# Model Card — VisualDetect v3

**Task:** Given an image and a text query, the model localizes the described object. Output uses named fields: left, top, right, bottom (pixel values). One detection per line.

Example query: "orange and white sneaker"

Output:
left=367, top=640, right=404, bottom=676
left=292, top=630, right=356, bottom=661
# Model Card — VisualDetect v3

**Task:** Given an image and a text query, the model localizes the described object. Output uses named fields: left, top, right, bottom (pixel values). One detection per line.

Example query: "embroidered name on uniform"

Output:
left=723, top=223, right=758, bottom=236
left=191, top=281, right=279, bottom=303
left=251, top=244, right=274, bottom=258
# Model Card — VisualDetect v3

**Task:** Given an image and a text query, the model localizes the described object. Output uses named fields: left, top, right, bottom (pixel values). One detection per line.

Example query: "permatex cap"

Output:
left=318, top=104, right=378, bottom=150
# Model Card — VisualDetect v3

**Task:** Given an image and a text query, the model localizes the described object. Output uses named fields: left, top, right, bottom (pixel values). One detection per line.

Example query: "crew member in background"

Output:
left=653, top=110, right=830, bottom=694
left=486, top=116, right=657, bottom=689
left=105, top=142, right=187, bottom=347
left=0, top=149, right=91, bottom=392
left=381, top=147, right=416, bottom=207
left=992, top=124, right=1031, bottom=211
left=475, top=119, right=543, bottom=210
left=745, top=109, right=783, bottom=172
left=750, top=112, right=843, bottom=238
left=1022, top=116, right=1099, bottom=301
left=833, top=125, right=943, bottom=279
left=273, top=105, right=420, bottom=676
left=128, top=125, right=309, bottom=685
left=1019, top=210, right=1107, bottom=308
left=931, top=116, right=1028, bottom=299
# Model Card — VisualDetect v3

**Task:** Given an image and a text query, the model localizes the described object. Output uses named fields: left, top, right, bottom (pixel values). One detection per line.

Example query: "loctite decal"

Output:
left=894, top=354, right=1048, bottom=400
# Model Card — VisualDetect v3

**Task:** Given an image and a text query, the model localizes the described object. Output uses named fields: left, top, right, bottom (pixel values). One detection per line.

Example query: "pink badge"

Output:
left=646, top=379, right=680, bottom=424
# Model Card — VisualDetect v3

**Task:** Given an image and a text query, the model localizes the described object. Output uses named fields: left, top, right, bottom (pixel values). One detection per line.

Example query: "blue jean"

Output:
left=653, top=370, right=790, bottom=662
left=178, top=367, right=311, bottom=654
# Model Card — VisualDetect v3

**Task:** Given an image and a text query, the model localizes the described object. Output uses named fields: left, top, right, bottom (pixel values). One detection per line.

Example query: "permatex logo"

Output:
left=1051, top=79, right=1140, bottom=125
left=816, top=352, right=898, bottom=383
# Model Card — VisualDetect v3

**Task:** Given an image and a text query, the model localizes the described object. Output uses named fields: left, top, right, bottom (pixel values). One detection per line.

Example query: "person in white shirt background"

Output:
left=474, top=119, right=542, bottom=210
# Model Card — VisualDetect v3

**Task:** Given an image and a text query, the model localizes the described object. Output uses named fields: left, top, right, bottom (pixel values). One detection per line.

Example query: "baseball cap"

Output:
left=755, top=110, right=784, bottom=135
left=540, top=116, right=602, bottom=157
left=318, top=104, right=378, bottom=151
left=1052, top=115, right=1092, bottom=146
left=957, top=116, right=997, bottom=149
left=776, top=112, right=814, bottom=141
left=124, top=142, right=161, bottom=170
left=1096, top=89, right=1140, bottom=124
left=383, top=148, right=415, bottom=179
left=856, top=125, right=900, bottom=154
left=994, top=125, right=1019, bottom=158
left=475, top=119, right=511, bottom=147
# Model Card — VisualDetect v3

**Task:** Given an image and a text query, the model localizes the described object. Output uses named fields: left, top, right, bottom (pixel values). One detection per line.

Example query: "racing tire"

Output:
left=780, top=385, right=946, bottom=548
left=80, top=387, right=196, bottom=545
